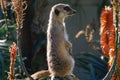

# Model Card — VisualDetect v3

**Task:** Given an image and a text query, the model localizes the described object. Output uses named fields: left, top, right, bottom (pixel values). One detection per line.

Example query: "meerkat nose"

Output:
left=73, top=10, right=76, bottom=14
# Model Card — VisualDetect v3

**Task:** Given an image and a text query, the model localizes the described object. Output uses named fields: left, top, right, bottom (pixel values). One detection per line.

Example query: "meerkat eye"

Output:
left=55, top=9, right=60, bottom=16
left=64, top=6, right=71, bottom=11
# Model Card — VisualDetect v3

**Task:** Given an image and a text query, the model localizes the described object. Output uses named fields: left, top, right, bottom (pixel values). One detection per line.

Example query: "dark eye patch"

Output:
left=55, top=9, right=60, bottom=16
left=64, top=6, right=71, bottom=11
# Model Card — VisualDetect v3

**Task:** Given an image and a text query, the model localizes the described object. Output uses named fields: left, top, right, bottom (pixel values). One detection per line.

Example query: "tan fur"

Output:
left=31, top=3, right=76, bottom=79
left=47, top=3, right=76, bottom=78
left=31, top=70, right=50, bottom=79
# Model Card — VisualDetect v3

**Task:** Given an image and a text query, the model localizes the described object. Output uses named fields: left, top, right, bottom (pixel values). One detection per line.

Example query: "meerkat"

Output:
left=31, top=3, right=76, bottom=80
left=47, top=3, right=76, bottom=78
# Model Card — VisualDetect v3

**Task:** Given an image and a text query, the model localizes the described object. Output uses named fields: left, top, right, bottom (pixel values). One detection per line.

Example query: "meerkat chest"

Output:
left=56, top=22, right=68, bottom=39
left=63, top=23, right=69, bottom=40
left=64, top=30, right=68, bottom=41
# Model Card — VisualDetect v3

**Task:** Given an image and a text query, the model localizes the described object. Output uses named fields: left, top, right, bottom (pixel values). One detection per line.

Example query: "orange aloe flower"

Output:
left=9, top=42, right=18, bottom=60
left=8, top=42, right=18, bottom=80
left=100, top=6, right=116, bottom=67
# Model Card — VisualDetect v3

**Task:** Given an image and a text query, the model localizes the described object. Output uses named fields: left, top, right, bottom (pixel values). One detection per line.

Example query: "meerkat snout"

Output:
left=64, top=6, right=76, bottom=15
left=53, top=3, right=76, bottom=18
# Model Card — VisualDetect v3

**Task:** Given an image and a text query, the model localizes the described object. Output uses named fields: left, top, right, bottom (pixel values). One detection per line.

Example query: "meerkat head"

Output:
left=51, top=3, right=76, bottom=19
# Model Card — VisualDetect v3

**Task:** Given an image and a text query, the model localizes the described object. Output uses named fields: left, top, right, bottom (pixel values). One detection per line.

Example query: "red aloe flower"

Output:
left=9, top=42, right=18, bottom=59
left=8, top=42, right=18, bottom=80
left=100, top=6, right=120, bottom=80
left=100, top=6, right=116, bottom=67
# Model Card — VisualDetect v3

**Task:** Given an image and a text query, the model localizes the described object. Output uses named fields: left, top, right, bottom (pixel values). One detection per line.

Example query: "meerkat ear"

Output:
left=55, top=9, right=60, bottom=16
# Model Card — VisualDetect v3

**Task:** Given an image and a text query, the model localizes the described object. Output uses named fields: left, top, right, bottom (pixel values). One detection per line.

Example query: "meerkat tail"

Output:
left=31, top=70, right=50, bottom=79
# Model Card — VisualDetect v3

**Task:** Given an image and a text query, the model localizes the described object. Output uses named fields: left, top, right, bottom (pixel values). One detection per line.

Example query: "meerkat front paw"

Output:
left=69, top=47, right=72, bottom=55
left=69, top=41, right=72, bottom=48
left=65, top=41, right=72, bottom=55
left=66, top=40, right=72, bottom=48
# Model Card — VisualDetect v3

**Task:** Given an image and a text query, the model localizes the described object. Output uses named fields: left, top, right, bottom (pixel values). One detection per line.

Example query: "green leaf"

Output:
left=0, top=27, right=7, bottom=37
left=39, top=78, right=47, bottom=80
left=8, top=24, right=17, bottom=31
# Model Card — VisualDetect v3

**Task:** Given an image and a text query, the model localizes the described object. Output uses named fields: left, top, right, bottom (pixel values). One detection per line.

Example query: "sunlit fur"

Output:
left=47, top=3, right=76, bottom=78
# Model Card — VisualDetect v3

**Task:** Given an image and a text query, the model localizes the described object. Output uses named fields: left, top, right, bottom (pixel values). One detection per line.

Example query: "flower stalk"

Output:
left=8, top=42, right=18, bottom=80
